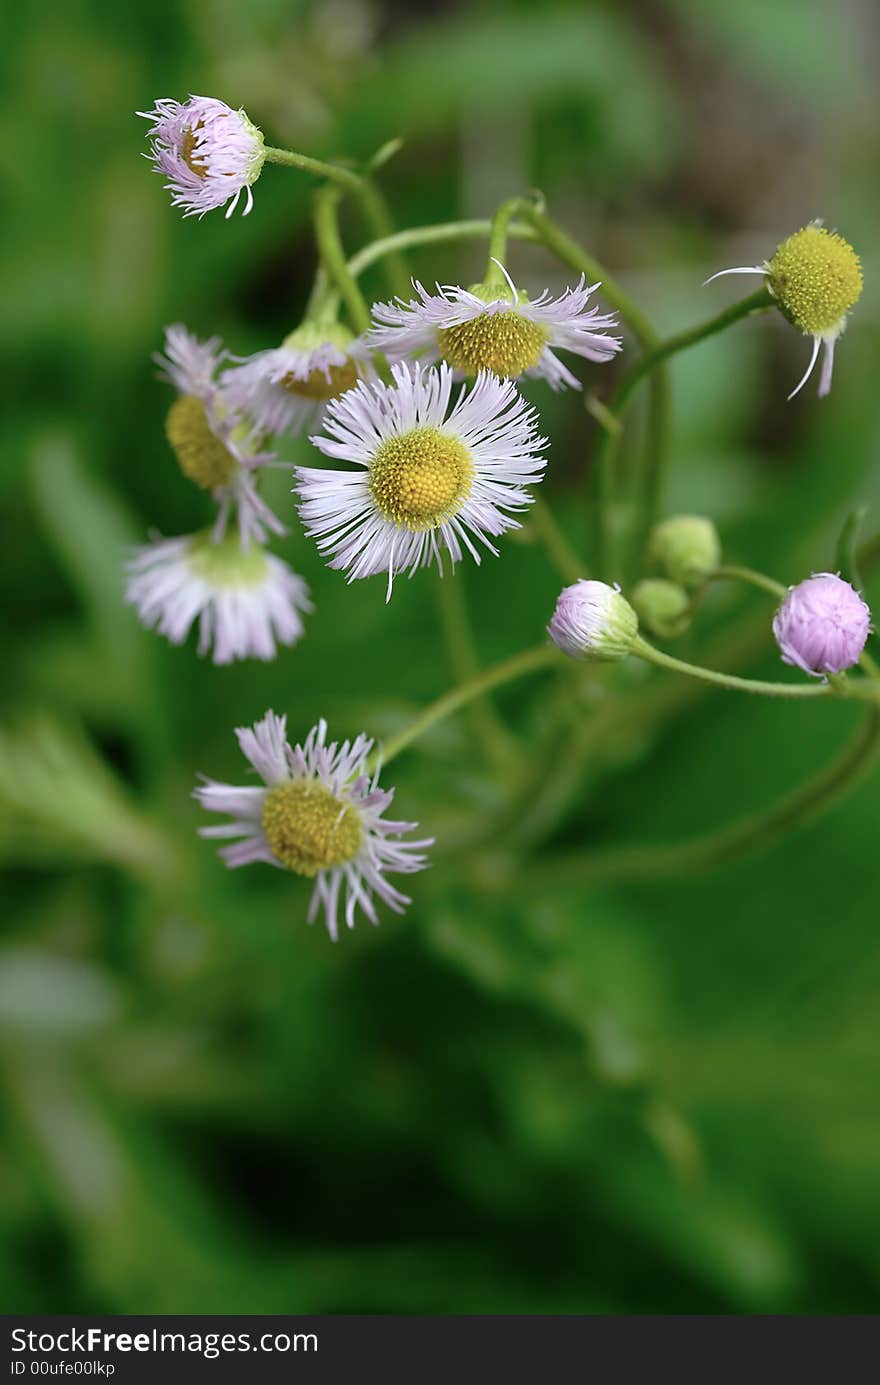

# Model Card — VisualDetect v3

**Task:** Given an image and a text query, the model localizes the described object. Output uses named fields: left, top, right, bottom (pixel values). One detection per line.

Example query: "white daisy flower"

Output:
left=157, top=325, right=287, bottom=548
left=297, top=361, right=547, bottom=599
left=140, top=95, right=266, bottom=219
left=221, top=321, right=371, bottom=439
left=195, top=712, right=432, bottom=940
left=705, top=222, right=863, bottom=400
left=125, top=531, right=311, bottom=664
left=367, top=261, right=621, bottom=390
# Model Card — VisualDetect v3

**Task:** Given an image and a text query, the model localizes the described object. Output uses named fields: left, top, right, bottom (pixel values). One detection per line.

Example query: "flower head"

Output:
left=125, top=531, right=311, bottom=664
left=706, top=222, right=862, bottom=399
left=196, top=713, right=432, bottom=939
left=368, top=262, right=621, bottom=390
left=297, top=361, right=547, bottom=599
left=548, top=580, right=638, bottom=661
left=157, top=325, right=286, bottom=548
left=221, top=321, right=370, bottom=439
left=140, top=96, right=266, bottom=219
left=772, top=572, right=871, bottom=676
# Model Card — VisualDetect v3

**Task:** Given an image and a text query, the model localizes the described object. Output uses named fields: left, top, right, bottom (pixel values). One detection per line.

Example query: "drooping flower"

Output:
left=125, top=531, right=311, bottom=664
left=296, top=361, right=547, bottom=599
left=548, top=580, right=639, bottom=662
left=195, top=713, right=432, bottom=940
left=706, top=222, right=863, bottom=399
left=140, top=96, right=266, bottom=219
left=157, top=325, right=286, bottom=548
left=221, top=321, right=370, bottom=440
left=368, top=261, right=621, bottom=390
left=772, top=573, right=871, bottom=676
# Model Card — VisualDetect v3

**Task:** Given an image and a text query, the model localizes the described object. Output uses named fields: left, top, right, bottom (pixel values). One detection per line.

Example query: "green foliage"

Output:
left=1, top=0, right=879, bottom=1316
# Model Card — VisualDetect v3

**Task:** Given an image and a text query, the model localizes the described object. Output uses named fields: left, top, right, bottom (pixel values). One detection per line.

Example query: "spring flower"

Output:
left=140, top=96, right=266, bottom=219
left=221, top=322, right=370, bottom=439
left=548, top=580, right=638, bottom=661
left=368, top=261, right=621, bottom=390
left=157, top=325, right=286, bottom=548
left=706, top=223, right=863, bottom=399
left=196, top=713, right=432, bottom=939
left=125, top=531, right=311, bottom=664
left=772, top=573, right=871, bottom=676
left=648, top=515, right=721, bottom=589
left=296, top=361, right=547, bottom=599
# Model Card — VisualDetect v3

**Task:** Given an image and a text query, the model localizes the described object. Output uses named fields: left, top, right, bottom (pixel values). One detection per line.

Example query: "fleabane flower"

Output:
left=125, top=531, right=311, bottom=664
left=772, top=572, right=871, bottom=676
left=368, top=261, right=621, bottom=390
left=195, top=713, right=432, bottom=940
left=296, top=361, right=547, bottom=599
left=158, top=325, right=285, bottom=548
left=140, top=96, right=266, bottom=219
left=548, top=580, right=639, bottom=662
left=221, top=321, right=371, bottom=439
left=706, top=222, right=863, bottom=399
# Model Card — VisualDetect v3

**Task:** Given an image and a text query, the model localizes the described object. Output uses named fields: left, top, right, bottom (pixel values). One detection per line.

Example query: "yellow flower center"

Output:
left=282, top=359, right=360, bottom=400
left=369, top=427, right=474, bottom=531
left=181, top=125, right=207, bottom=178
left=261, top=782, right=363, bottom=877
left=165, top=395, right=238, bottom=489
left=767, top=225, right=863, bottom=336
left=438, top=309, right=548, bottom=377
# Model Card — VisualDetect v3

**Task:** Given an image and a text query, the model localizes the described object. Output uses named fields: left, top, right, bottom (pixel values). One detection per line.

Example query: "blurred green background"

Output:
left=2, top=0, right=880, bottom=1314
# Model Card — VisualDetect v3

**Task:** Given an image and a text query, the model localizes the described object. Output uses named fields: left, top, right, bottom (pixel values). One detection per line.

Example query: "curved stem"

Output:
left=502, top=705, right=880, bottom=891
left=529, top=495, right=588, bottom=584
left=708, top=565, right=787, bottom=600
left=346, top=220, right=539, bottom=281
left=354, top=177, right=411, bottom=299
left=264, top=146, right=364, bottom=192
left=312, top=187, right=372, bottom=335
left=633, top=635, right=835, bottom=699
left=373, top=644, right=561, bottom=771
left=435, top=575, right=518, bottom=772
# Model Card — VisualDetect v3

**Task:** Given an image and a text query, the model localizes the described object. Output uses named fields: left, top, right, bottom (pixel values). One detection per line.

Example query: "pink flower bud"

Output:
left=772, top=573, right=871, bottom=676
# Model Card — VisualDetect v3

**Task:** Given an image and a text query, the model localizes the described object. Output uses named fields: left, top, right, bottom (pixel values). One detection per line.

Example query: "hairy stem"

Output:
left=435, top=575, right=518, bottom=772
left=374, top=644, right=561, bottom=770
left=346, top=220, right=539, bottom=280
left=312, top=187, right=372, bottom=335
left=633, top=636, right=879, bottom=701
left=529, top=495, right=587, bottom=584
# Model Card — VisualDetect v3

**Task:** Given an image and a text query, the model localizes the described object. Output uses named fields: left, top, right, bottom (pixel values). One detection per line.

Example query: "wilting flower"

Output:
left=368, top=262, right=621, bottom=390
left=140, top=96, right=266, bottom=219
left=125, top=531, right=311, bottom=664
left=195, top=713, right=432, bottom=939
left=221, top=322, right=369, bottom=439
left=706, top=222, right=863, bottom=399
left=157, top=325, right=286, bottom=548
left=548, top=580, right=639, bottom=662
left=297, top=361, right=547, bottom=599
left=772, top=573, right=871, bottom=676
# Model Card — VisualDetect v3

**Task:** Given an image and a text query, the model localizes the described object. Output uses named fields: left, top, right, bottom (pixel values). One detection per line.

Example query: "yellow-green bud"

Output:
left=648, top=515, right=721, bottom=590
left=631, top=579, right=691, bottom=640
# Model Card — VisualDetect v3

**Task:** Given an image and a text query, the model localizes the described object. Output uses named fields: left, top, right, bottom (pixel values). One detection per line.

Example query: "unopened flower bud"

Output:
left=649, top=515, right=721, bottom=589
left=772, top=572, right=871, bottom=676
left=548, top=580, right=638, bottom=662
left=631, top=579, right=691, bottom=640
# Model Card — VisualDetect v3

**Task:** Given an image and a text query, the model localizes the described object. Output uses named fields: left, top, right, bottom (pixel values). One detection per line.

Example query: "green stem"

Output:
left=503, top=705, right=880, bottom=891
left=312, top=187, right=372, bottom=335
left=346, top=220, right=539, bottom=281
left=264, top=146, right=364, bottom=192
left=354, top=178, right=411, bottom=299
left=708, top=565, right=787, bottom=600
left=373, top=644, right=561, bottom=770
left=435, top=576, right=517, bottom=772
left=529, top=495, right=587, bottom=584
left=633, top=635, right=840, bottom=700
